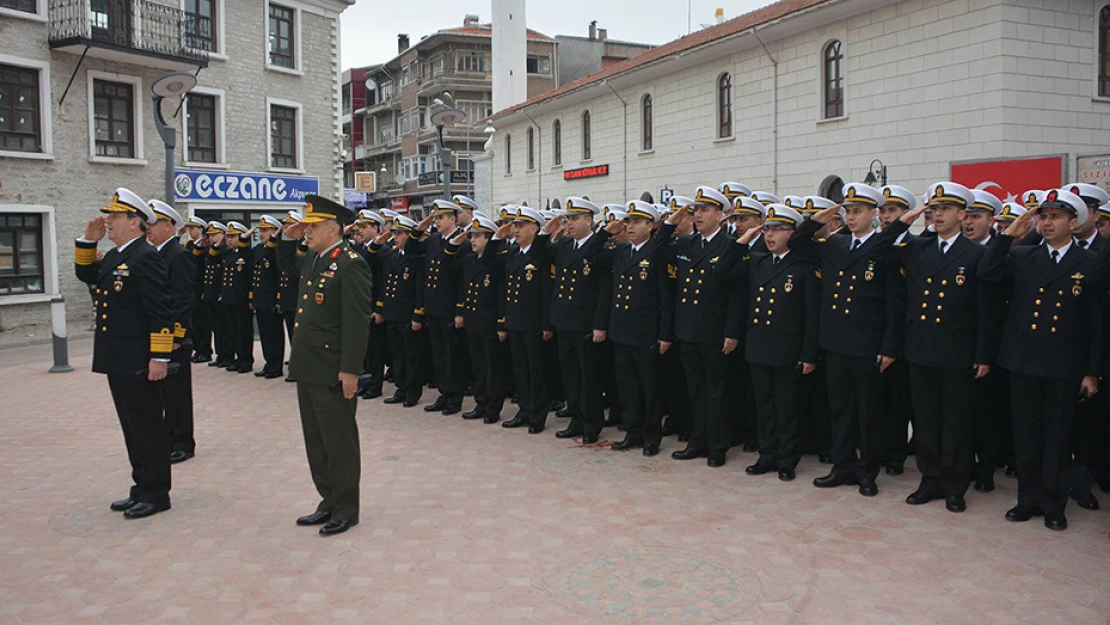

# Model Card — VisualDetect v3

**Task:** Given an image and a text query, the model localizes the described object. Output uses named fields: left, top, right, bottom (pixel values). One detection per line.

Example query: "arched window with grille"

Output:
left=1100, top=6, right=1110, bottom=97
left=717, top=73, right=732, bottom=138
left=641, top=94, right=653, bottom=150
left=581, top=110, right=591, bottom=160
left=527, top=126, right=535, bottom=170
left=823, top=40, right=844, bottom=119
left=505, top=133, right=511, bottom=174
left=552, top=119, right=561, bottom=166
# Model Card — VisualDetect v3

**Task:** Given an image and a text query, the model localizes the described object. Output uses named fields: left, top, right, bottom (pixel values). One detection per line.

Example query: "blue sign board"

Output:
left=174, top=169, right=319, bottom=204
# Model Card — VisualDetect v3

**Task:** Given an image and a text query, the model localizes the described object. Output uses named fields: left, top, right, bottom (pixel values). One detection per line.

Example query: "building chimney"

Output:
left=715, top=8, right=725, bottom=24
left=588, top=20, right=597, bottom=41
left=598, top=28, right=607, bottom=42
left=398, top=33, right=410, bottom=54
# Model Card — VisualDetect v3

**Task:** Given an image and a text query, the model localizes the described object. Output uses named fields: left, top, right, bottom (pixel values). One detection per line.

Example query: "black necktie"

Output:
left=1077, top=240, right=1088, bottom=248
left=939, top=240, right=948, bottom=254
left=1051, top=249, right=1060, bottom=263
left=773, top=256, right=781, bottom=266
left=851, top=239, right=861, bottom=252
left=701, top=238, right=707, bottom=249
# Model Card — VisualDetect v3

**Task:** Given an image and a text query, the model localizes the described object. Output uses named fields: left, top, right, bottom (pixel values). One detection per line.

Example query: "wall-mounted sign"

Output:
left=353, top=171, right=377, bottom=193
left=390, top=197, right=410, bottom=211
left=563, top=164, right=610, bottom=181
left=418, top=170, right=475, bottom=186
left=659, top=187, right=674, bottom=204
left=1076, top=154, right=1110, bottom=196
left=174, top=169, right=319, bottom=204
left=343, top=189, right=367, bottom=209
left=950, top=155, right=1065, bottom=203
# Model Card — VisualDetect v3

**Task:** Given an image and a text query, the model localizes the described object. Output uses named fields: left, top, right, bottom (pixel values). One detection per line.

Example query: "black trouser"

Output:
left=1068, top=386, right=1102, bottom=493
left=466, top=329, right=506, bottom=418
left=255, top=306, right=285, bottom=374
left=213, top=301, right=234, bottom=363
left=971, top=367, right=1007, bottom=484
left=361, top=320, right=389, bottom=394
left=826, top=351, right=882, bottom=480
left=725, top=349, right=754, bottom=446
left=386, top=321, right=424, bottom=403
left=878, top=358, right=913, bottom=466
left=613, top=342, right=662, bottom=448
left=509, top=330, right=549, bottom=428
left=660, top=341, right=691, bottom=435
left=599, top=339, right=622, bottom=425
left=427, top=316, right=466, bottom=407
left=557, top=330, right=605, bottom=437
left=750, top=363, right=802, bottom=469
left=282, top=309, right=296, bottom=342
left=161, top=343, right=195, bottom=454
left=798, top=361, right=831, bottom=456
left=296, top=381, right=361, bottom=523
left=223, top=303, right=253, bottom=366
left=543, top=331, right=564, bottom=404
left=680, top=342, right=729, bottom=454
left=192, top=299, right=213, bottom=358
left=1010, top=372, right=1080, bottom=515
left=107, top=374, right=171, bottom=504
left=908, top=363, right=974, bottom=497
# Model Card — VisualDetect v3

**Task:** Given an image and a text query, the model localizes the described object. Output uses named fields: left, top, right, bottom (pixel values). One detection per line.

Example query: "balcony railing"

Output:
left=49, top=0, right=209, bottom=67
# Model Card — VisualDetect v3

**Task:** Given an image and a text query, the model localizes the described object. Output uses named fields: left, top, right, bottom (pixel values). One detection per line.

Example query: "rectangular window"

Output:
left=431, top=57, right=444, bottom=78
left=184, top=0, right=216, bottom=52
left=268, top=4, right=295, bottom=69
left=186, top=93, right=216, bottom=163
left=269, top=104, right=297, bottom=169
left=380, top=81, right=394, bottom=99
left=93, top=79, right=134, bottom=159
left=456, top=52, right=486, bottom=73
left=526, top=54, right=550, bottom=75
left=0, top=63, right=41, bottom=153
left=458, top=101, right=492, bottom=123
left=0, top=213, right=44, bottom=296
left=0, top=0, right=36, bottom=13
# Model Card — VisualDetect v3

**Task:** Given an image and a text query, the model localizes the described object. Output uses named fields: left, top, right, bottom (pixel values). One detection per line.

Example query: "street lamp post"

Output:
left=430, top=105, right=466, bottom=201
left=151, top=72, right=198, bottom=206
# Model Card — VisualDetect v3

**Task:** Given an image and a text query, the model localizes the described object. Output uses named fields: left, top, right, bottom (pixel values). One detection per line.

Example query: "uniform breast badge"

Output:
left=955, top=267, right=967, bottom=286
left=864, top=261, right=875, bottom=282
left=315, top=292, right=325, bottom=305
left=582, top=261, right=591, bottom=276
left=1072, top=272, right=1084, bottom=297
left=403, top=267, right=410, bottom=280
left=784, top=276, right=795, bottom=293
left=483, top=275, right=491, bottom=288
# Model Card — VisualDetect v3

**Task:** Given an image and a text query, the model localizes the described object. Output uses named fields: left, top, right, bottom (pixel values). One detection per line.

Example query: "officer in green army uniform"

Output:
left=277, top=194, right=373, bottom=537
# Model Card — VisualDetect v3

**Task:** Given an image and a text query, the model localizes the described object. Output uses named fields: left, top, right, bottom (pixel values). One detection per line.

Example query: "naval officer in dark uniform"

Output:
left=75, top=188, right=175, bottom=519
left=251, top=215, right=285, bottom=379
left=277, top=195, right=372, bottom=537
left=369, top=215, right=427, bottom=407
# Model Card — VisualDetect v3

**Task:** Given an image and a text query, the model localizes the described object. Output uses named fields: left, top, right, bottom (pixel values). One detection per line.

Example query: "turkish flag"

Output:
left=950, top=156, right=1065, bottom=203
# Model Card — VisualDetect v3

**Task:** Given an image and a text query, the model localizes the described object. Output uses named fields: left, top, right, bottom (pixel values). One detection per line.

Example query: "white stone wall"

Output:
left=492, top=0, right=1109, bottom=209
left=0, top=0, right=347, bottom=330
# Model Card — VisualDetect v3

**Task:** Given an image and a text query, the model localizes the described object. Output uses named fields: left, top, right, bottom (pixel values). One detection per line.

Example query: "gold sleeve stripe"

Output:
left=150, top=328, right=175, bottom=353
left=266, top=239, right=277, bottom=248
left=375, top=300, right=384, bottom=308
left=413, top=308, right=425, bottom=316
left=173, top=322, right=186, bottom=339
left=208, top=247, right=220, bottom=256
left=75, top=247, right=97, bottom=266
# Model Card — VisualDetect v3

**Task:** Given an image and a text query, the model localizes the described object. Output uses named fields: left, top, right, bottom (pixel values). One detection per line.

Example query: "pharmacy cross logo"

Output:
left=174, top=174, right=193, bottom=197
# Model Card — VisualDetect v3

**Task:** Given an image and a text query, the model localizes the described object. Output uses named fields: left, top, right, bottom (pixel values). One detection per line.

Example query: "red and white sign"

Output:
left=950, top=155, right=1065, bottom=203
left=390, top=197, right=410, bottom=212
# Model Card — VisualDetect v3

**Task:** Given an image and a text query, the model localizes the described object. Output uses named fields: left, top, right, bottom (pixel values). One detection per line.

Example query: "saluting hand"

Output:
left=417, top=215, right=434, bottom=232
left=541, top=214, right=563, bottom=235
left=450, top=229, right=468, bottom=246
left=1002, top=209, right=1035, bottom=239
left=494, top=222, right=514, bottom=239
left=84, top=216, right=107, bottom=241
left=899, top=206, right=927, bottom=225
left=604, top=218, right=625, bottom=236
left=737, top=225, right=762, bottom=246
left=284, top=222, right=308, bottom=240
left=373, top=230, right=392, bottom=245
left=812, top=204, right=842, bottom=225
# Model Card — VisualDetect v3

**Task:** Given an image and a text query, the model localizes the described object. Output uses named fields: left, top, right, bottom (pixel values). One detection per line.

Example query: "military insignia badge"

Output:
left=640, top=267, right=648, bottom=281
left=483, top=275, right=491, bottom=288
left=329, top=262, right=338, bottom=270
left=403, top=268, right=410, bottom=280
left=956, top=267, right=966, bottom=286
left=315, top=292, right=324, bottom=305
left=113, top=278, right=123, bottom=293
left=784, top=276, right=795, bottom=293
left=582, top=262, right=591, bottom=276
left=525, top=270, right=534, bottom=282
left=865, top=261, right=875, bottom=282
left=1072, top=272, right=1084, bottom=296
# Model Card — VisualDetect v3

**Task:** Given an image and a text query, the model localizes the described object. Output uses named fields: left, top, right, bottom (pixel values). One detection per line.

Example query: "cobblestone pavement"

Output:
left=1, top=341, right=1108, bottom=625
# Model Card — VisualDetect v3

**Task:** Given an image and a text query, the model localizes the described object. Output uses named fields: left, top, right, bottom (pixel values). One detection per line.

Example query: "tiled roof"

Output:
left=439, top=24, right=554, bottom=42
left=490, top=0, right=828, bottom=120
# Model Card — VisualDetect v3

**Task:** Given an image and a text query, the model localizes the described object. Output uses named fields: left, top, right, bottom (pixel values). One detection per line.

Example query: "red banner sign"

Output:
left=563, top=164, right=610, bottom=181
left=950, top=156, right=1064, bottom=203
left=390, top=197, right=410, bottom=212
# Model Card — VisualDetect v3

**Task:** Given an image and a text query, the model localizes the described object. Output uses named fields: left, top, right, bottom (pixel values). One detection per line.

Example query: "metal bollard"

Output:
left=49, top=294, right=73, bottom=373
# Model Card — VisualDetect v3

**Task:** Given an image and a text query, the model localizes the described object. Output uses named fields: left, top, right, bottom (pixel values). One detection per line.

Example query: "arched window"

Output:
left=717, top=73, right=732, bottom=138
left=823, top=40, right=844, bottom=119
left=505, top=133, right=511, bottom=174
left=552, top=119, right=561, bottom=166
left=1100, top=6, right=1110, bottom=97
left=641, top=94, right=653, bottom=150
left=526, top=126, right=535, bottom=170
left=581, top=110, right=591, bottom=160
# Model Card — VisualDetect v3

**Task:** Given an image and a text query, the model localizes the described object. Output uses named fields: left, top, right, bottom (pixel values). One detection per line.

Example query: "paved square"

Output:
left=1, top=340, right=1108, bottom=625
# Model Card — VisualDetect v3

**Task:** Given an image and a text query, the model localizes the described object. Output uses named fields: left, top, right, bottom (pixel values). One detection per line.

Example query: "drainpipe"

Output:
left=603, top=80, right=627, bottom=200
left=523, top=110, right=542, bottom=207
left=750, top=27, right=778, bottom=194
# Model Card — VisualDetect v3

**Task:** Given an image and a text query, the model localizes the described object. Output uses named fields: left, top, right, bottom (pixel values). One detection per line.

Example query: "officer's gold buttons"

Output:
left=833, top=294, right=839, bottom=299
left=298, top=308, right=303, bottom=314
left=1031, top=324, right=1037, bottom=330
left=839, top=271, right=844, bottom=276
left=1033, top=312, right=1039, bottom=318
left=924, top=290, right=930, bottom=296
left=927, top=278, right=933, bottom=284
left=101, top=314, right=107, bottom=320
left=1035, top=299, right=1042, bottom=305
left=303, top=294, right=308, bottom=300
left=921, top=315, right=927, bottom=321
left=1039, top=288, right=1045, bottom=293
left=101, top=326, right=107, bottom=332
left=832, top=304, right=838, bottom=311
left=935, top=318, right=941, bottom=323
left=294, top=322, right=299, bottom=328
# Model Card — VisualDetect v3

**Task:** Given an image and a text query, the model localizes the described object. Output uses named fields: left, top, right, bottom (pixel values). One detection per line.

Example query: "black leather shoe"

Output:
left=707, top=451, right=726, bottom=468
left=1043, top=512, right=1067, bottom=531
left=660, top=422, right=678, bottom=436
left=483, top=415, right=500, bottom=424
left=123, top=501, right=170, bottom=519
left=885, top=463, right=904, bottom=476
left=642, top=445, right=660, bottom=457
left=441, top=404, right=461, bottom=416
left=778, top=467, right=796, bottom=481
left=237, top=364, right=253, bottom=374
left=110, top=497, right=139, bottom=511
left=319, top=519, right=357, bottom=536
left=462, top=408, right=484, bottom=420
left=603, top=418, right=621, bottom=429
left=1070, top=489, right=1100, bottom=510
left=423, top=398, right=447, bottom=412
left=254, top=370, right=267, bottom=377
left=402, top=399, right=420, bottom=408
left=285, top=376, right=296, bottom=383
left=945, top=496, right=966, bottom=513
left=974, top=478, right=995, bottom=493
left=858, top=478, right=878, bottom=497
left=555, top=406, right=572, bottom=418
left=296, top=510, right=332, bottom=526
left=581, top=433, right=599, bottom=444
left=671, top=447, right=708, bottom=460
left=813, top=472, right=858, bottom=488
left=502, top=417, right=527, bottom=428
left=360, top=389, right=382, bottom=400
left=263, top=371, right=283, bottom=379
left=1005, top=504, right=1043, bottom=522
left=745, top=463, right=774, bottom=475
left=549, top=401, right=565, bottom=413
left=611, top=437, right=643, bottom=451
left=556, top=426, right=584, bottom=439
left=224, top=363, right=238, bottom=371
left=208, top=360, right=227, bottom=367
left=527, top=425, right=545, bottom=435
left=169, top=450, right=194, bottom=464
left=191, top=354, right=211, bottom=363
left=383, top=394, right=404, bottom=405
left=742, top=442, right=759, bottom=453
left=905, top=489, right=942, bottom=505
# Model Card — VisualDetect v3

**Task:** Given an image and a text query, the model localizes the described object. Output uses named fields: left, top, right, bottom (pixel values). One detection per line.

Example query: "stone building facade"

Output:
left=0, top=0, right=352, bottom=331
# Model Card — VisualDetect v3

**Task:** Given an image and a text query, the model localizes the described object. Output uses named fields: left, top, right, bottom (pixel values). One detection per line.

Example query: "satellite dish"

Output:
left=430, top=107, right=466, bottom=127
left=151, top=72, right=198, bottom=98
left=394, top=174, right=406, bottom=186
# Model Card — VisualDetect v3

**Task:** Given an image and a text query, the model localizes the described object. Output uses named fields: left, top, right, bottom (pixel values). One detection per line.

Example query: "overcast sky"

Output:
left=340, top=0, right=777, bottom=69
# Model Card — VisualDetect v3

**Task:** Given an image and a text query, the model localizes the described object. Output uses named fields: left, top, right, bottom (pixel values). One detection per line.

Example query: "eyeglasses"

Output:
left=761, top=225, right=795, bottom=234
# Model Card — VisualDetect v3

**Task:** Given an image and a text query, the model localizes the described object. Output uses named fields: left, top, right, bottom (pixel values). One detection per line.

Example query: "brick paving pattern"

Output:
left=1, top=341, right=1108, bottom=625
